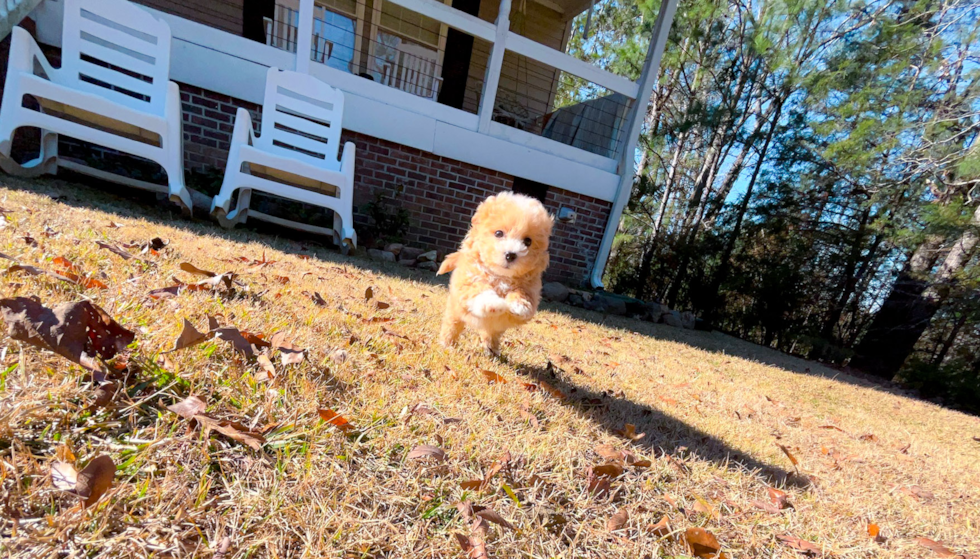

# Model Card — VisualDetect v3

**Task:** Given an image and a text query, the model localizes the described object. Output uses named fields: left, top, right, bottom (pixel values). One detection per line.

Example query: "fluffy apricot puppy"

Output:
left=437, top=192, right=553, bottom=354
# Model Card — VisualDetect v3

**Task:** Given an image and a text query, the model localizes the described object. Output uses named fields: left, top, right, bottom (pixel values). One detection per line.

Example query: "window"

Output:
left=262, top=0, right=453, bottom=100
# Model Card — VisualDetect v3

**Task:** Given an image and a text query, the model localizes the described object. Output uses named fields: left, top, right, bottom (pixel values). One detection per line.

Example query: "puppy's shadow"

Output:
left=502, top=357, right=810, bottom=489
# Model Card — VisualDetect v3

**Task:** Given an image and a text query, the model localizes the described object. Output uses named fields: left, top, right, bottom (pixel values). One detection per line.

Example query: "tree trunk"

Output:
left=817, top=206, right=871, bottom=345
left=650, top=132, right=687, bottom=241
left=850, top=237, right=945, bottom=378
left=854, top=204, right=980, bottom=378
left=703, top=95, right=785, bottom=320
left=932, top=311, right=967, bottom=366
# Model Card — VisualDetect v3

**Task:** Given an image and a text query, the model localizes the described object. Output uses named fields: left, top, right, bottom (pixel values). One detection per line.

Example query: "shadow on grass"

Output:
left=511, top=359, right=812, bottom=489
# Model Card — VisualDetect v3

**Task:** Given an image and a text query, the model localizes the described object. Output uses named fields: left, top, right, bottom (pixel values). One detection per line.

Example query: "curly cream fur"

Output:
left=437, top=192, right=553, bottom=354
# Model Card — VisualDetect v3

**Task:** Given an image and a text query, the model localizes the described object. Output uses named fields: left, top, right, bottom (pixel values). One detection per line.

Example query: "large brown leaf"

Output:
left=168, top=319, right=208, bottom=352
left=51, top=455, right=116, bottom=507
left=684, top=527, right=725, bottom=558
left=0, top=298, right=134, bottom=373
left=211, top=327, right=257, bottom=357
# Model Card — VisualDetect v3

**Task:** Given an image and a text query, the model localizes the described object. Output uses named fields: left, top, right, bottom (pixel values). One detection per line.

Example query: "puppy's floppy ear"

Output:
left=470, top=194, right=496, bottom=227
left=437, top=252, right=459, bottom=275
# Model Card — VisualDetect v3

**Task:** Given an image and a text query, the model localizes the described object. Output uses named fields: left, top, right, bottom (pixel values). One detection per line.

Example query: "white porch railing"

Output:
left=290, top=0, right=643, bottom=164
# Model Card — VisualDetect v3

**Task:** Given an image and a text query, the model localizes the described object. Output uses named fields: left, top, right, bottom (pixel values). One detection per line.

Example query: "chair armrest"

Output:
left=340, top=141, right=355, bottom=180
left=166, top=81, right=182, bottom=119
left=9, top=27, right=57, bottom=82
left=232, top=107, right=257, bottom=146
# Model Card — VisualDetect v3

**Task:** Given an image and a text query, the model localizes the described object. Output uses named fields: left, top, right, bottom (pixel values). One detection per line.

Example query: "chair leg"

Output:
left=333, top=210, right=357, bottom=254
left=162, top=154, right=192, bottom=217
left=216, top=188, right=251, bottom=229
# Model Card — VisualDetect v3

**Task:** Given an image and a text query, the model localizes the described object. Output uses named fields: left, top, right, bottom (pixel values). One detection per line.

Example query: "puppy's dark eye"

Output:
left=523, top=237, right=532, bottom=247
left=494, top=230, right=504, bottom=238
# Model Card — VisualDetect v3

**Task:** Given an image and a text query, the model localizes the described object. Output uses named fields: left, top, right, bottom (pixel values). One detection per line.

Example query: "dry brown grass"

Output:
left=0, top=175, right=979, bottom=558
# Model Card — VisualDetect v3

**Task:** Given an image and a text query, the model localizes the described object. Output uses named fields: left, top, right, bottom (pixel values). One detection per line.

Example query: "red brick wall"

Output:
left=345, top=130, right=610, bottom=285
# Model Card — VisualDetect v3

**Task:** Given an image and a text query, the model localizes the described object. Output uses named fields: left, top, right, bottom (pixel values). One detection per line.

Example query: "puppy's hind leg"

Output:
left=479, top=329, right=503, bottom=357
left=439, top=310, right=465, bottom=348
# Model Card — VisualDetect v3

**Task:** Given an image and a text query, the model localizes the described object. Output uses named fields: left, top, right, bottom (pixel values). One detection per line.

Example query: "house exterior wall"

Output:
left=178, top=85, right=609, bottom=284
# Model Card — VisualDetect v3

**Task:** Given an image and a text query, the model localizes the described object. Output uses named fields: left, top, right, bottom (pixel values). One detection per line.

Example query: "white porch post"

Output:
left=296, top=0, right=315, bottom=73
left=589, top=0, right=678, bottom=289
left=476, top=0, right=512, bottom=134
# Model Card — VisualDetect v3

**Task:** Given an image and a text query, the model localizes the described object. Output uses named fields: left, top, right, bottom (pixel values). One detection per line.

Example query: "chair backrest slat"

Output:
left=61, top=0, right=171, bottom=115
left=258, top=67, right=344, bottom=170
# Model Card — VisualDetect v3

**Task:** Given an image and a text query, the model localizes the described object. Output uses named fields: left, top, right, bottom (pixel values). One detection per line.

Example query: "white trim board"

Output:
left=434, top=121, right=619, bottom=201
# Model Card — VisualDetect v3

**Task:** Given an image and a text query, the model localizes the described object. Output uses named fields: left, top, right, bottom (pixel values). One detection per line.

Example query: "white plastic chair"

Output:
left=0, top=0, right=191, bottom=212
left=211, top=67, right=357, bottom=251
left=381, top=41, right=442, bottom=101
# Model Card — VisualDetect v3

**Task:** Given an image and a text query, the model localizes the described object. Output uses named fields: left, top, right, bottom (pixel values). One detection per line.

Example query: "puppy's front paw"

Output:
left=468, top=290, right=506, bottom=318
left=508, top=298, right=533, bottom=318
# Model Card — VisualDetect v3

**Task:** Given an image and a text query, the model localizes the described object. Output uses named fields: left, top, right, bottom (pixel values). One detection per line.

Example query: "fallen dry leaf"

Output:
left=475, top=507, right=515, bottom=531
left=751, top=500, right=783, bottom=514
left=777, top=444, right=800, bottom=468
left=481, top=369, right=507, bottom=384
left=51, top=455, right=116, bottom=507
left=318, top=408, right=355, bottom=433
left=169, top=319, right=208, bottom=352
left=454, top=533, right=489, bottom=559
left=818, top=424, right=846, bottom=432
left=648, top=515, right=671, bottom=537
left=592, top=463, right=624, bottom=479
left=777, top=534, right=822, bottom=556
left=270, top=332, right=305, bottom=365
left=595, top=444, right=627, bottom=462
left=52, top=256, right=108, bottom=289
left=95, top=240, right=133, bottom=260
left=304, top=291, right=327, bottom=306
left=256, top=352, right=276, bottom=382
left=913, top=537, right=958, bottom=557
left=606, top=507, right=629, bottom=532
left=194, top=415, right=265, bottom=450
left=615, top=423, right=646, bottom=441
left=407, top=445, right=446, bottom=462
left=364, top=286, right=374, bottom=300
left=167, top=395, right=207, bottom=419
left=0, top=297, right=134, bottom=375
left=767, top=487, right=793, bottom=509
left=211, top=327, right=257, bottom=357
left=684, top=527, right=723, bottom=558
left=179, top=262, right=216, bottom=277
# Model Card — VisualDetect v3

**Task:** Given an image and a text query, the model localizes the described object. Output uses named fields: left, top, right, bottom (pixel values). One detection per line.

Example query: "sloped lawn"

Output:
left=0, top=175, right=978, bottom=558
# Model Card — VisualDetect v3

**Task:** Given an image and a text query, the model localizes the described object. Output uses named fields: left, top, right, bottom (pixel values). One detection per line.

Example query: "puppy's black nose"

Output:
left=505, top=252, right=517, bottom=263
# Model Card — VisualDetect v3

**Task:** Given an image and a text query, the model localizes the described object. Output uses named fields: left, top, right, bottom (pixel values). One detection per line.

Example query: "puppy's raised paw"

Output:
left=468, top=290, right=507, bottom=318
left=508, top=298, right=533, bottom=319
